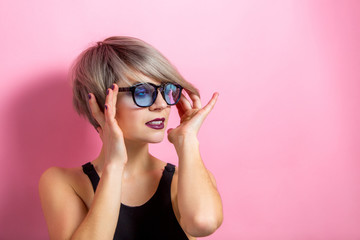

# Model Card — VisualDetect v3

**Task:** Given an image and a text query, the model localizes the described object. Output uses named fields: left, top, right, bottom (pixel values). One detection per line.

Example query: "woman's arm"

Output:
left=39, top=84, right=126, bottom=239
left=39, top=164, right=124, bottom=240
left=168, top=92, right=223, bottom=237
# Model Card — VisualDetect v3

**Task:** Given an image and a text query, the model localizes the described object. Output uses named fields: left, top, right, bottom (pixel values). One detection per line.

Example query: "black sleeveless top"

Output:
left=82, top=162, right=189, bottom=240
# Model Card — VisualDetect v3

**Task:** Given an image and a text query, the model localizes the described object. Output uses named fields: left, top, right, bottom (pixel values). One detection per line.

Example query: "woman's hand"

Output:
left=168, top=91, right=223, bottom=236
left=88, top=84, right=128, bottom=166
left=167, top=91, right=219, bottom=146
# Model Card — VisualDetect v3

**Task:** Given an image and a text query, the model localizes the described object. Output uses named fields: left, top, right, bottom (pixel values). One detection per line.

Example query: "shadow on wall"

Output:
left=0, top=71, right=100, bottom=239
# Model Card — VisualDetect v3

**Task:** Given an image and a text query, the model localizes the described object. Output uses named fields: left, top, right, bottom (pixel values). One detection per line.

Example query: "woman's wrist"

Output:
left=104, top=160, right=126, bottom=175
left=173, top=134, right=199, bottom=154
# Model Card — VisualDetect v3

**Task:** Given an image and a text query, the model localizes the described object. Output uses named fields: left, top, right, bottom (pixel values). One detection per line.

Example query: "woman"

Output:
left=39, top=36, right=223, bottom=239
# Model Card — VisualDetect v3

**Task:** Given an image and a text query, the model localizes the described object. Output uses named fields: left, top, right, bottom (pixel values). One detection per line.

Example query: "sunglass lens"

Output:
left=164, top=84, right=181, bottom=105
left=134, top=84, right=156, bottom=107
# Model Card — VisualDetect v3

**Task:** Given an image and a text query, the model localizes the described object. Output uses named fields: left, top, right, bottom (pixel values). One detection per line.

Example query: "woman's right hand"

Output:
left=88, top=83, right=128, bottom=167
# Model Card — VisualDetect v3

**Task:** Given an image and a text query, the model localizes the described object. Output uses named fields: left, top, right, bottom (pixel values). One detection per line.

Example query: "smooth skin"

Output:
left=39, top=77, right=223, bottom=240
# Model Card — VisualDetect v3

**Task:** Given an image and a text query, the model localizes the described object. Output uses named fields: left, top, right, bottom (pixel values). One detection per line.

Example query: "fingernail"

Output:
left=88, top=94, right=91, bottom=99
left=105, top=104, right=108, bottom=110
left=106, top=89, right=109, bottom=95
left=111, top=84, right=115, bottom=90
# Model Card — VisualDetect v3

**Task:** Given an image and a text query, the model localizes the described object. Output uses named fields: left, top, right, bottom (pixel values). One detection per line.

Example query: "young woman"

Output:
left=39, top=36, right=223, bottom=239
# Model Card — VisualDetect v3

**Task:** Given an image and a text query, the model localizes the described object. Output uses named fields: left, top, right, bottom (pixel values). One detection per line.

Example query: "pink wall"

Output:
left=1, top=0, right=359, bottom=239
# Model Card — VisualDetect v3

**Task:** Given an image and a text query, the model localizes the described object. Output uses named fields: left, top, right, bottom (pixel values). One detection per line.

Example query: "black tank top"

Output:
left=82, top=162, right=189, bottom=240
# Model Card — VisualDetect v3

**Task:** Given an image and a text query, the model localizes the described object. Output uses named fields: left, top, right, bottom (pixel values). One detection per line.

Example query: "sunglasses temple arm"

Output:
left=118, top=87, right=131, bottom=92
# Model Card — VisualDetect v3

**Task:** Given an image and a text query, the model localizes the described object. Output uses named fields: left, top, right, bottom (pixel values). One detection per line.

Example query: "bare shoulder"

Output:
left=40, top=166, right=88, bottom=194
left=39, top=166, right=72, bottom=187
left=39, top=166, right=93, bottom=239
left=40, top=165, right=86, bottom=182
left=39, top=167, right=72, bottom=199
left=39, top=165, right=94, bottom=208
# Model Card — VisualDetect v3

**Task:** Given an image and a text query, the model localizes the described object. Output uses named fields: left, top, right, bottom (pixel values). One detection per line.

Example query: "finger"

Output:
left=200, top=92, right=219, bottom=117
left=111, top=83, right=119, bottom=108
left=167, top=128, right=173, bottom=134
left=104, top=87, right=117, bottom=125
left=88, top=93, right=105, bottom=128
left=185, top=89, right=202, bottom=109
left=187, top=92, right=218, bottom=127
left=175, top=100, right=186, bottom=117
left=179, top=93, right=192, bottom=111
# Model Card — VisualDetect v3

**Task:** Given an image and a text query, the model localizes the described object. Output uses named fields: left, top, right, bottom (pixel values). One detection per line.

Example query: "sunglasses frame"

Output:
left=118, top=82, right=183, bottom=107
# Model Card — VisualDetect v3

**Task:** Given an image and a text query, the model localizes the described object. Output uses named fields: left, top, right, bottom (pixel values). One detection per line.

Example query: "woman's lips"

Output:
left=145, top=118, right=165, bottom=130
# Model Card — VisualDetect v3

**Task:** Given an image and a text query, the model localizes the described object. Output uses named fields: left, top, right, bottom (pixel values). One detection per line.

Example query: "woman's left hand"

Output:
left=167, top=91, right=219, bottom=146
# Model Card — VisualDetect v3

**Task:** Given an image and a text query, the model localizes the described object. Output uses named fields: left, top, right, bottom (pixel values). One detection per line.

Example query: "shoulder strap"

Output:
left=154, top=163, right=176, bottom=202
left=82, top=162, right=100, bottom=192
left=165, top=163, right=176, bottom=173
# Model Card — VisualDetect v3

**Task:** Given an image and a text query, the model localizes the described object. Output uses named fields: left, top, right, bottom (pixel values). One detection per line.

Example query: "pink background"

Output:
left=0, top=0, right=359, bottom=239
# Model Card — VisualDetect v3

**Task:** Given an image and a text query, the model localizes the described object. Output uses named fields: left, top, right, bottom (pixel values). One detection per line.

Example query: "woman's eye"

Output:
left=135, top=90, right=149, bottom=97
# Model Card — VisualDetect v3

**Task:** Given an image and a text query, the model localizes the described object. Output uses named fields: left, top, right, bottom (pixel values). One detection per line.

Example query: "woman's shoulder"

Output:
left=39, top=165, right=85, bottom=186
left=39, top=165, right=94, bottom=207
left=39, top=165, right=93, bottom=238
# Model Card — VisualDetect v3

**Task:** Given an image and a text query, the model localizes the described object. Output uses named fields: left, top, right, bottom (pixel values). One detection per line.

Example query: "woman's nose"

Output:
left=149, top=90, right=167, bottom=111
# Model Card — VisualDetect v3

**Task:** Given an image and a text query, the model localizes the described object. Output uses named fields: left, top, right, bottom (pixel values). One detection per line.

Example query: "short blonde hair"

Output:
left=71, top=36, right=199, bottom=129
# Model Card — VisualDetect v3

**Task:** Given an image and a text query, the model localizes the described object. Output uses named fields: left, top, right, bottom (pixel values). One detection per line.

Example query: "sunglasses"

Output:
left=118, top=82, right=183, bottom=107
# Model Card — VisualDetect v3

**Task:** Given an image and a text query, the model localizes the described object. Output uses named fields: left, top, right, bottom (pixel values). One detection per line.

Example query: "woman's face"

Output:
left=115, top=75, right=171, bottom=144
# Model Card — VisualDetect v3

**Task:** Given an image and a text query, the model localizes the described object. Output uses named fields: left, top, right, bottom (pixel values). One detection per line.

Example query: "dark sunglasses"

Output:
left=118, top=82, right=183, bottom=107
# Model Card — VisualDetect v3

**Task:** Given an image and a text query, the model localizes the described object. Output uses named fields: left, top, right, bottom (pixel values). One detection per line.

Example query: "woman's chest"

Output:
left=73, top=170, right=164, bottom=209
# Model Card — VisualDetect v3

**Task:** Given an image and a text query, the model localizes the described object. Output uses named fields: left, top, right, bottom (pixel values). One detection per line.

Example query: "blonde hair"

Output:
left=71, top=36, right=199, bottom=129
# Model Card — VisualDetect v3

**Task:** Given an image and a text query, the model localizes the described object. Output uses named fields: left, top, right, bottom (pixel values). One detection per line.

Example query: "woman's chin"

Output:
left=147, top=135, right=165, bottom=144
left=133, top=132, right=165, bottom=144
